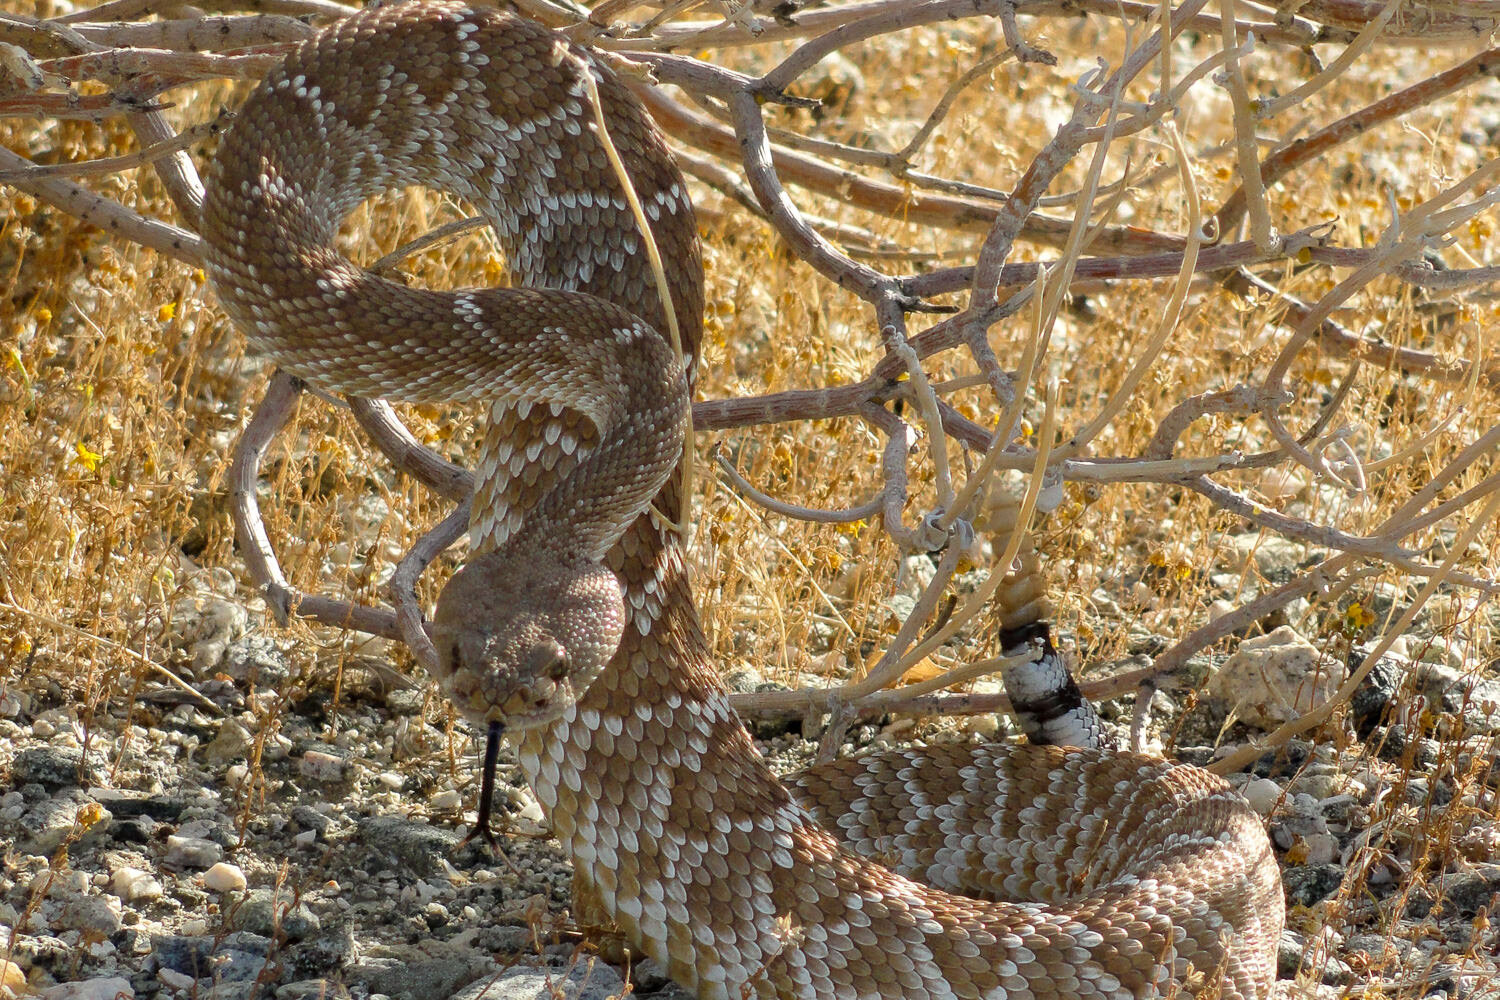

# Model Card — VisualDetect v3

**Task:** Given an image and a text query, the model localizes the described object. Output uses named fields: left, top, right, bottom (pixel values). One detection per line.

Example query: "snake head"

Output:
left=430, top=549, right=625, bottom=731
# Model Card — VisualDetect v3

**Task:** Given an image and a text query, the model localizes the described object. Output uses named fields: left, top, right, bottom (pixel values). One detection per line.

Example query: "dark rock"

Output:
left=109, top=814, right=159, bottom=844
left=1278, top=930, right=1353, bottom=984
left=152, top=932, right=273, bottom=981
left=290, top=805, right=332, bottom=838
left=1349, top=647, right=1405, bottom=736
left=357, top=814, right=466, bottom=878
left=12, top=746, right=93, bottom=788
left=90, top=788, right=187, bottom=821
left=283, top=920, right=356, bottom=979
left=1283, top=864, right=1344, bottom=906
left=1406, top=864, right=1500, bottom=921
left=348, top=941, right=495, bottom=1000
left=229, top=888, right=321, bottom=942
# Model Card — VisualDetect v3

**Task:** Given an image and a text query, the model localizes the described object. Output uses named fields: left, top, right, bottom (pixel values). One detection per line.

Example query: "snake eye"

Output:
left=526, top=639, right=568, bottom=680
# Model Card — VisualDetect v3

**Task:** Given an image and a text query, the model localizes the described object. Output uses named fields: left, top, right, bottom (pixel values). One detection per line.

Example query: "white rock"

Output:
left=299, top=750, right=346, bottom=782
left=110, top=867, right=162, bottom=903
left=164, top=834, right=222, bottom=868
left=1304, top=832, right=1340, bottom=866
left=1256, top=467, right=1308, bottom=501
left=157, top=967, right=194, bottom=990
left=377, top=771, right=405, bottom=791
left=429, top=788, right=463, bottom=812
left=1242, top=778, right=1283, bottom=817
left=203, top=862, right=247, bottom=892
left=1209, top=625, right=1341, bottom=729
left=1207, top=599, right=1236, bottom=624
left=42, top=976, right=134, bottom=1000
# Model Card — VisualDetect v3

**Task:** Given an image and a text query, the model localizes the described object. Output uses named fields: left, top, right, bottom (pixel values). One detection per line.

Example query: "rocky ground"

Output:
left=2, top=539, right=1500, bottom=1000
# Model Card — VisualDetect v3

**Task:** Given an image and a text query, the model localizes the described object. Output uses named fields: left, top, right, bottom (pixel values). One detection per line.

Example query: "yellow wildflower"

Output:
left=74, top=441, right=103, bottom=471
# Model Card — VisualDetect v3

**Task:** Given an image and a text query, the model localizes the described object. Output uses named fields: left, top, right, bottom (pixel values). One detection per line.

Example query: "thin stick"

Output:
left=1209, top=488, right=1500, bottom=776
left=579, top=57, right=693, bottom=538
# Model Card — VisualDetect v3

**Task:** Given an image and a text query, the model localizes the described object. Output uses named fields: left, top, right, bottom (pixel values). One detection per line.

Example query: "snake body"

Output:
left=201, top=4, right=1284, bottom=998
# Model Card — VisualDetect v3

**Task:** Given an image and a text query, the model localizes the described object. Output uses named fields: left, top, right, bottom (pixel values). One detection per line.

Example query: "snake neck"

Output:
left=514, top=517, right=1281, bottom=1000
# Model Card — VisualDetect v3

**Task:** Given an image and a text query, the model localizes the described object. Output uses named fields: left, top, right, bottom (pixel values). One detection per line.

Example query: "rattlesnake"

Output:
left=200, top=3, right=1284, bottom=997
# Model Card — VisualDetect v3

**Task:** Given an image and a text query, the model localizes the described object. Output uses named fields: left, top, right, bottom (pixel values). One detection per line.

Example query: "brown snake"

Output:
left=200, top=3, right=1284, bottom=997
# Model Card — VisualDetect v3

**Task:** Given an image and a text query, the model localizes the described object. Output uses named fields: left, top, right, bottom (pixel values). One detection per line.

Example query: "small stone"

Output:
left=204, top=862, right=248, bottom=892
left=157, top=968, right=195, bottom=991
left=58, top=894, right=122, bottom=936
left=112, top=867, right=163, bottom=903
left=1, top=959, right=26, bottom=996
left=452, top=959, right=624, bottom=1000
left=19, top=790, right=111, bottom=853
left=1206, top=599, right=1236, bottom=623
left=376, top=771, right=405, bottom=791
left=630, top=958, right=671, bottom=992
left=1209, top=626, right=1341, bottom=730
left=12, top=746, right=91, bottom=789
left=1302, top=833, right=1340, bottom=866
left=1256, top=467, right=1307, bottom=502
left=1242, top=778, right=1283, bottom=816
left=230, top=888, right=320, bottom=941
left=283, top=922, right=356, bottom=979
left=165, top=834, right=222, bottom=868
left=1283, top=864, right=1344, bottom=907
left=299, top=750, right=347, bottom=782
left=41, top=977, right=135, bottom=1000
left=429, top=788, right=463, bottom=812
left=222, top=634, right=291, bottom=685
left=290, top=805, right=332, bottom=837
left=169, top=595, right=249, bottom=673
left=203, top=719, right=255, bottom=763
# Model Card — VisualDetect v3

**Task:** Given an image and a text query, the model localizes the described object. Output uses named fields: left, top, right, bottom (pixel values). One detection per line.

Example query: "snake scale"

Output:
left=200, top=3, right=1284, bottom=997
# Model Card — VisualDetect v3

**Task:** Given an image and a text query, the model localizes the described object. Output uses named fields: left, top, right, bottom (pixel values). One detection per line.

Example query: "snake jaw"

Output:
left=431, top=548, right=626, bottom=732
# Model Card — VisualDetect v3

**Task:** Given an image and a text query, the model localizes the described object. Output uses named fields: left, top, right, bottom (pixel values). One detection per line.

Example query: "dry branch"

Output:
left=3, top=0, right=1497, bottom=747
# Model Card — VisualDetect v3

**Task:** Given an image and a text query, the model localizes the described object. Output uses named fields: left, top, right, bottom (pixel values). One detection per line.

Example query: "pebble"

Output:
left=230, top=889, right=320, bottom=941
left=277, top=981, right=341, bottom=1000
left=157, top=967, right=195, bottom=991
left=1208, top=625, right=1341, bottom=729
left=429, top=788, right=464, bottom=811
left=203, top=863, right=247, bottom=892
left=19, top=791, right=110, bottom=853
left=12, top=746, right=91, bottom=789
left=1241, top=777, right=1283, bottom=816
left=299, top=750, right=347, bottom=782
left=112, top=867, right=164, bottom=903
left=452, top=959, right=624, bottom=1000
left=0, top=689, right=25, bottom=717
left=59, top=894, right=123, bottom=936
left=41, top=977, right=134, bottom=1000
left=1, top=960, right=26, bottom=996
left=165, top=835, right=222, bottom=869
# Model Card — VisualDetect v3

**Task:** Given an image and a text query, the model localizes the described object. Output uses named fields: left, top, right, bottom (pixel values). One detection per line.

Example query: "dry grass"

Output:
left=3, top=1, right=1500, bottom=994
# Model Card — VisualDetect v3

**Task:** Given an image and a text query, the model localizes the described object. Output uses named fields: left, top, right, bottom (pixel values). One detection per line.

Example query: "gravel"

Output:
left=3, top=602, right=1496, bottom=999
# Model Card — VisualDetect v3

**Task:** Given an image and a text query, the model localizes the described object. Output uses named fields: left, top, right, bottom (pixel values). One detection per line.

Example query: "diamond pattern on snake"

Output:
left=200, top=4, right=1284, bottom=997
